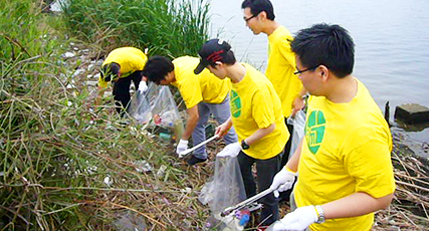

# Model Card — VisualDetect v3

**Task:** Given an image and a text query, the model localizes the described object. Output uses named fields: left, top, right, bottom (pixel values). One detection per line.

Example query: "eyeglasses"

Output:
left=244, top=14, right=257, bottom=22
left=294, top=65, right=319, bottom=75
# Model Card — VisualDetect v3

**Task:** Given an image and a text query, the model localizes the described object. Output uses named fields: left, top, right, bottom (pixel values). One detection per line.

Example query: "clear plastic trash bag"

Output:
left=150, top=85, right=184, bottom=141
left=129, top=82, right=184, bottom=142
left=286, top=110, right=306, bottom=160
left=199, top=156, right=247, bottom=230
left=128, top=89, right=152, bottom=124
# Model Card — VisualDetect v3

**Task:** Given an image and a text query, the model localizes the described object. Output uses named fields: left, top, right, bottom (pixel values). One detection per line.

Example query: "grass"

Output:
left=0, top=0, right=214, bottom=230
left=61, top=0, right=211, bottom=58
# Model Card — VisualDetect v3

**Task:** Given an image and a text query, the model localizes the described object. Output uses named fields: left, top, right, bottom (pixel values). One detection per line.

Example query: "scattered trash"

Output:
left=235, top=209, right=250, bottom=226
left=66, top=84, right=75, bottom=89
left=62, top=51, right=75, bottom=58
left=104, top=175, right=112, bottom=186
left=134, top=160, right=152, bottom=173
left=87, top=64, right=95, bottom=71
left=50, top=0, right=70, bottom=13
left=180, top=187, right=192, bottom=194
left=156, top=165, right=167, bottom=178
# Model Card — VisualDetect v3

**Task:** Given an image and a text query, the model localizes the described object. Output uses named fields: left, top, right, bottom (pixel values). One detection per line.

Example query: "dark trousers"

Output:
left=237, top=151, right=281, bottom=226
left=112, top=71, right=142, bottom=116
left=281, top=117, right=294, bottom=167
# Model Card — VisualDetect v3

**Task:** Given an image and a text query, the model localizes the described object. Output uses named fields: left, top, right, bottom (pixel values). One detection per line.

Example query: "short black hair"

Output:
left=142, top=56, right=174, bottom=84
left=241, top=0, right=275, bottom=20
left=291, top=23, right=355, bottom=78
left=101, top=62, right=120, bottom=82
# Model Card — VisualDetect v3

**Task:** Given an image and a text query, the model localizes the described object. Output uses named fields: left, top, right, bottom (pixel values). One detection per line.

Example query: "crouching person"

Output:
left=142, top=55, right=238, bottom=165
left=96, top=47, right=148, bottom=116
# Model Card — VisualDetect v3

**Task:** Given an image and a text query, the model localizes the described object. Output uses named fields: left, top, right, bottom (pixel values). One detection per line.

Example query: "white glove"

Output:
left=272, top=206, right=318, bottom=231
left=176, top=139, right=188, bottom=155
left=216, top=142, right=241, bottom=158
left=138, top=81, right=148, bottom=93
left=269, top=167, right=297, bottom=198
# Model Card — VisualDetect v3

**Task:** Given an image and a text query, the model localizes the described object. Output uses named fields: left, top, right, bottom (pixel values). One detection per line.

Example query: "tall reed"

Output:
left=1, top=0, right=213, bottom=230
left=61, top=0, right=211, bottom=58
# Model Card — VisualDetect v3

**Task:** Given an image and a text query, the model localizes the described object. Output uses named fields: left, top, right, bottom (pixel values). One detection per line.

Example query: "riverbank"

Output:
left=55, top=42, right=429, bottom=230
left=1, top=1, right=428, bottom=230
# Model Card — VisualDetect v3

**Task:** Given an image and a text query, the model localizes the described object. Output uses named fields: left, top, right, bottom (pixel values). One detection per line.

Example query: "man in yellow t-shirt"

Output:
left=241, top=0, right=305, bottom=166
left=142, top=55, right=237, bottom=165
left=194, top=39, right=289, bottom=226
left=96, top=47, right=148, bottom=116
left=269, top=24, right=395, bottom=231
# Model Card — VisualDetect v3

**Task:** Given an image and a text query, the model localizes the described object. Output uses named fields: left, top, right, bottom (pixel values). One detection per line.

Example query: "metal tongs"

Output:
left=221, top=187, right=275, bottom=217
left=178, top=135, right=219, bottom=158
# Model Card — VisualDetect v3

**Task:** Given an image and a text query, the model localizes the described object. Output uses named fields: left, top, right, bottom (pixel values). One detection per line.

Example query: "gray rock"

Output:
left=395, top=103, right=429, bottom=124
left=95, top=59, right=104, bottom=66
left=72, top=69, right=85, bottom=78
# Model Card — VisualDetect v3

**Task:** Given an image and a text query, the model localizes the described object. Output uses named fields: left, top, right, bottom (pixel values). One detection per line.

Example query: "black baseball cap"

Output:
left=194, top=39, right=231, bottom=74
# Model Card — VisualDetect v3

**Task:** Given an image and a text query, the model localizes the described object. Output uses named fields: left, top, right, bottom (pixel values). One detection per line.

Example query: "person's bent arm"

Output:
left=291, top=87, right=307, bottom=117
left=216, top=116, right=233, bottom=138
left=244, top=123, right=275, bottom=145
left=181, top=105, right=199, bottom=140
left=285, top=138, right=303, bottom=172
left=322, top=192, right=394, bottom=219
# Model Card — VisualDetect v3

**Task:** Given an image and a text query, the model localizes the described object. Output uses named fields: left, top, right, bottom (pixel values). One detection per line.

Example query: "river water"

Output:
left=208, top=0, right=429, bottom=155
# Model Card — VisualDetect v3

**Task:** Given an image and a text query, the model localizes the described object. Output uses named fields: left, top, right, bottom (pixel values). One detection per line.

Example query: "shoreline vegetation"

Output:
left=1, top=0, right=428, bottom=230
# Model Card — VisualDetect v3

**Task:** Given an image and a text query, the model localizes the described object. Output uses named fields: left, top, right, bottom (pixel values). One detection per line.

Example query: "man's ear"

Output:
left=214, top=61, right=223, bottom=68
left=259, top=11, right=267, bottom=21
left=319, top=65, right=329, bottom=81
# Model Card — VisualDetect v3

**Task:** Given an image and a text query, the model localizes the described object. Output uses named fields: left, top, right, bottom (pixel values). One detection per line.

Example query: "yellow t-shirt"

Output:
left=99, top=47, right=148, bottom=88
left=294, top=79, right=396, bottom=231
left=230, top=63, right=289, bottom=160
left=266, top=26, right=302, bottom=118
left=171, top=56, right=231, bottom=109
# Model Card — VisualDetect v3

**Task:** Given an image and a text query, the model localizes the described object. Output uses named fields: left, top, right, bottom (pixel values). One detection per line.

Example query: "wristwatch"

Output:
left=315, top=205, right=325, bottom=224
left=241, top=139, right=250, bottom=150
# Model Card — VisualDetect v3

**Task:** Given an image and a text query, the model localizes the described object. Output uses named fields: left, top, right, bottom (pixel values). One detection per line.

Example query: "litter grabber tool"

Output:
left=221, top=187, right=275, bottom=217
left=178, top=135, right=219, bottom=158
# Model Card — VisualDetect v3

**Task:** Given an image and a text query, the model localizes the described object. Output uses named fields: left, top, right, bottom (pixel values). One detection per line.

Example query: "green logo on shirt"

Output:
left=305, top=110, right=326, bottom=154
left=230, top=90, right=241, bottom=118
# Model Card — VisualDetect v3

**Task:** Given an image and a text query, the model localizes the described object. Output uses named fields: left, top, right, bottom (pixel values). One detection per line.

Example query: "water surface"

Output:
left=208, top=0, right=429, bottom=145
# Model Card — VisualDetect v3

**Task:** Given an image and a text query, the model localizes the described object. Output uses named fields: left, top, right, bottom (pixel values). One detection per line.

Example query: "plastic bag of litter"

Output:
left=128, top=90, right=152, bottom=124
left=150, top=86, right=184, bottom=142
left=129, top=83, right=184, bottom=142
left=287, top=109, right=306, bottom=160
left=199, top=156, right=247, bottom=230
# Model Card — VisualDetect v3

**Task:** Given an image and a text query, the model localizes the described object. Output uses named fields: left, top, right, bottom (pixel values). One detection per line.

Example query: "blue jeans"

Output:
left=192, top=95, right=238, bottom=159
left=237, top=151, right=281, bottom=226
